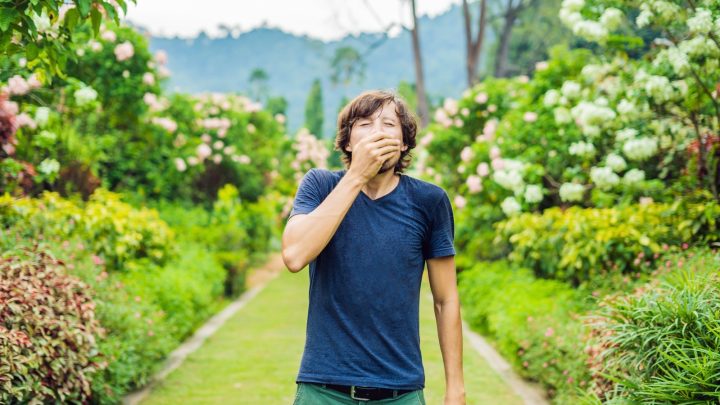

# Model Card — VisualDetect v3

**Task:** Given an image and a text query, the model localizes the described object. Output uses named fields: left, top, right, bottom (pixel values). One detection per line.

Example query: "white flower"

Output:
left=543, top=89, right=560, bottom=107
left=574, top=20, right=608, bottom=42
left=443, top=98, right=459, bottom=116
left=623, top=168, right=645, bottom=185
left=454, top=195, right=467, bottom=209
left=493, top=167, right=524, bottom=194
left=143, top=72, right=155, bottom=86
left=32, top=11, right=52, bottom=32
left=561, top=81, right=582, bottom=99
left=38, top=158, right=60, bottom=175
left=501, top=197, right=522, bottom=216
left=554, top=107, right=572, bottom=124
left=569, top=141, right=596, bottom=158
left=559, top=183, right=585, bottom=202
left=524, top=185, right=543, bottom=203
left=74, top=86, right=98, bottom=106
left=617, top=99, right=637, bottom=117
left=606, top=153, right=627, bottom=172
left=687, top=8, right=713, bottom=34
left=616, top=128, right=638, bottom=142
left=623, top=137, right=658, bottom=161
left=636, top=6, right=653, bottom=28
left=582, top=125, right=601, bottom=138
left=666, top=47, right=690, bottom=75
left=600, top=8, right=624, bottom=31
left=644, top=75, right=673, bottom=102
left=562, top=0, right=584, bottom=12
left=34, top=107, right=51, bottom=127
left=570, top=101, right=616, bottom=126
left=590, top=166, right=620, bottom=190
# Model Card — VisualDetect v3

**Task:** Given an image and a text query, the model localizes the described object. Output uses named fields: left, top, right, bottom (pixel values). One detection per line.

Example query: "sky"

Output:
left=123, top=0, right=461, bottom=41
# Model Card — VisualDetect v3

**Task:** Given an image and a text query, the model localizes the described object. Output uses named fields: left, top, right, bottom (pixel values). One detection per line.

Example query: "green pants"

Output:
left=292, top=382, right=426, bottom=404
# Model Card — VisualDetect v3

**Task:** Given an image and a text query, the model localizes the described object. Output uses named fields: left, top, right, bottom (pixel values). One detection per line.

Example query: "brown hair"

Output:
left=335, top=90, right=418, bottom=173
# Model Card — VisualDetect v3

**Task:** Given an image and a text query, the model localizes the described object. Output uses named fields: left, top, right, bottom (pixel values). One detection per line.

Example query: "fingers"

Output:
left=373, top=144, right=402, bottom=159
left=360, top=132, right=396, bottom=145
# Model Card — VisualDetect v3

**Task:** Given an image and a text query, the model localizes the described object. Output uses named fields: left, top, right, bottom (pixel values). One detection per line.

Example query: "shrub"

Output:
left=458, top=260, right=590, bottom=400
left=0, top=189, right=176, bottom=270
left=586, top=249, right=720, bottom=403
left=0, top=247, right=104, bottom=403
left=495, top=200, right=719, bottom=284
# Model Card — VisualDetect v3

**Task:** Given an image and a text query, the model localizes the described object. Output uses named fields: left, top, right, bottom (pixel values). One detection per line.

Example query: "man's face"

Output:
left=346, top=102, right=407, bottom=174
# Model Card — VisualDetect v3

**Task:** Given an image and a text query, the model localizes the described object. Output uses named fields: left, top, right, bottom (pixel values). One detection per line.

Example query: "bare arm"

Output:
left=281, top=132, right=401, bottom=272
left=427, top=255, right=466, bottom=404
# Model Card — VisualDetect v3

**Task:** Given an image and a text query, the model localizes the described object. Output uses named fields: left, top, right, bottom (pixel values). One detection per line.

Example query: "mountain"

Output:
left=138, top=4, right=494, bottom=137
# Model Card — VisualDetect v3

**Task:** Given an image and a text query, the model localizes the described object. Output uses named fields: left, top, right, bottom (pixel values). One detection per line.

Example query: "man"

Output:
left=282, top=90, right=465, bottom=404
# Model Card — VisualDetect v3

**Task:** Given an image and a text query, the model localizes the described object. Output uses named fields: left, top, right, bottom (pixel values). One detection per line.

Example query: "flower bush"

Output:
left=0, top=247, right=104, bottom=403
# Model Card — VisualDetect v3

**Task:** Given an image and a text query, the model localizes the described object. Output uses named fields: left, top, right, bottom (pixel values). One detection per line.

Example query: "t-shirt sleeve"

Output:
left=422, top=191, right=456, bottom=260
left=289, top=168, right=323, bottom=219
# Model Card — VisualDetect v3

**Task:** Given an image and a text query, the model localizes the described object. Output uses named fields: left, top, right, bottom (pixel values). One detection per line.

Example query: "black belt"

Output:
left=314, top=383, right=413, bottom=401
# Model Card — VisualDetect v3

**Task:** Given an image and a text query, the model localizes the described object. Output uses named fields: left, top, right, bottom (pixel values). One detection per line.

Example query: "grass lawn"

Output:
left=141, top=266, right=522, bottom=404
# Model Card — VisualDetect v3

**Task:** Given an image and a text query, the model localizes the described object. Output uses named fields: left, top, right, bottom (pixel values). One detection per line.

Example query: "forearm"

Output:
left=282, top=170, right=364, bottom=272
left=434, top=297, right=465, bottom=397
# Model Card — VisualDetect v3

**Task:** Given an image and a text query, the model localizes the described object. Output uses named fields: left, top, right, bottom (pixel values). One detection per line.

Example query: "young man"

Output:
left=282, top=90, right=465, bottom=404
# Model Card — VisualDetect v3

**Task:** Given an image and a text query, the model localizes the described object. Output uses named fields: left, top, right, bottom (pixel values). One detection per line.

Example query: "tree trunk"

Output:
left=409, top=0, right=429, bottom=127
left=494, top=7, right=518, bottom=78
left=463, top=0, right=488, bottom=87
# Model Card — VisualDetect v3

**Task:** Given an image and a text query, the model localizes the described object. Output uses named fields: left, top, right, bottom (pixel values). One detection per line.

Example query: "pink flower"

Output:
left=535, top=61, right=549, bottom=71
left=483, top=119, right=498, bottom=139
left=15, top=113, right=36, bottom=129
left=155, top=50, right=168, bottom=65
left=487, top=104, right=497, bottom=113
left=454, top=195, right=467, bottom=209
left=522, top=361, right=529, bottom=368
left=101, top=30, right=116, bottom=42
left=212, top=154, right=222, bottom=164
left=143, top=72, right=155, bottom=86
left=8, top=75, right=30, bottom=95
left=474, top=92, right=488, bottom=104
left=544, top=327, right=554, bottom=337
left=27, top=74, right=41, bottom=89
left=523, top=111, right=538, bottom=122
left=91, top=254, right=104, bottom=266
left=460, top=146, right=473, bottom=162
left=197, top=144, right=212, bottom=160
left=491, top=158, right=505, bottom=171
left=476, top=162, right=489, bottom=177
left=466, top=175, right=483, bottom=193
left=489, top=146, right=501, bottom=160
left=114, top=41, right=134, bottom=62
left=174, top=158, right=187, bottom=172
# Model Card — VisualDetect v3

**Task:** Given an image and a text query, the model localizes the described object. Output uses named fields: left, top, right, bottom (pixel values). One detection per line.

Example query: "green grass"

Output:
left=142, top=268, right=523, bottom=404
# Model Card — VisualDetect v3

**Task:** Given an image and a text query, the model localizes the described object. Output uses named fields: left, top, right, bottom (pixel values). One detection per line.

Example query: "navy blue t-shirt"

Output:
left=288, top=168, right=455, bottom=390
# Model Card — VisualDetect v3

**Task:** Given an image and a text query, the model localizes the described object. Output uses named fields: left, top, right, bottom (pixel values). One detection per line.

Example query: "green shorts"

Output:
left=292, top=382, right=426, bottom=404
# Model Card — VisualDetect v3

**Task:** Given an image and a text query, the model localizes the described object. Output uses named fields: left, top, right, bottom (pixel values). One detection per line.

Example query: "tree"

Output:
left=304, top=79, right=324, bottom=138
left=408, top=0, right=429, bottom=127
left=330, top=46, right=366, bottom=87
left=493, top=0, right=536, bottom=78
left=248, top=68, right=269, bottom=102
left=0, top=0, right=129, bottom=81
left=462, top=0, right=488, bottom=87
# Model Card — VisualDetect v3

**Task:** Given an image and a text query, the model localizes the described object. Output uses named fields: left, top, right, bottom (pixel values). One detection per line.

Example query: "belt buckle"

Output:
left=350, top=386, right=371, bottom=401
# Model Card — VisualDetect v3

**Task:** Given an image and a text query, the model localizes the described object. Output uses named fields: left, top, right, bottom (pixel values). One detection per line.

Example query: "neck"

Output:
left=362, top=169, right=400, bottom=200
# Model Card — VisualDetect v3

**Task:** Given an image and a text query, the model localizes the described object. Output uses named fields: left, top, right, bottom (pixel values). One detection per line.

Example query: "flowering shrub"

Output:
left=0, top=247, right=104, bottom=403
left=496, top=200, right=719, bottom=284
left=0, top=189, right=176, bottom=270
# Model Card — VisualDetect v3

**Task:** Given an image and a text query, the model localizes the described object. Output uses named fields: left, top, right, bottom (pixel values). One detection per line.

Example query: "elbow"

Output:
left=281, top=242, right=306, bottom=273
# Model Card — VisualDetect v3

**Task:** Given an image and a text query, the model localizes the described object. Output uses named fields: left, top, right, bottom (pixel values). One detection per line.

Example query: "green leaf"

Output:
left=63, top=7, right=79, bottom=30
left=0, top=7, right=18, bottom=31
left=25, top=42, right=39, bottom=60
left=75, top=0, right=91, bottom=17
left=90, top=7, right=101, bottom=34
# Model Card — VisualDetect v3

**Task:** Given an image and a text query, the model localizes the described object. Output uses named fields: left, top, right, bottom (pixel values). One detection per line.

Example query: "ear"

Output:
left=401, top=145, right=408, bottom=151
left=345, top=144, right=352, bottom=152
